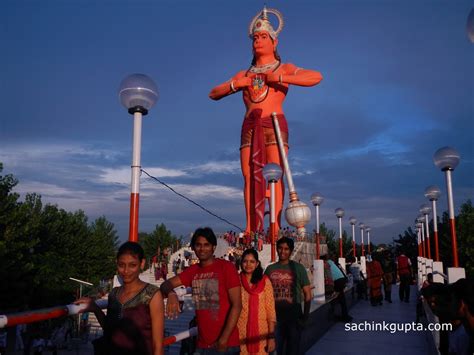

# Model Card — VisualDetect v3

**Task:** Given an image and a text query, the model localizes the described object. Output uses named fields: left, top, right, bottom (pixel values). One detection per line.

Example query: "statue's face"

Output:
left=252, top=31, right=277, bottom=57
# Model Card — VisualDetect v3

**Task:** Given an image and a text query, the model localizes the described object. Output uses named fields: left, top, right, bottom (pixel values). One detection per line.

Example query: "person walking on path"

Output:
left=397, top=251, right=413, bottom=303
left=327, top=255, right=353, bottom=321
left=381, top=250, right=396, bottom=303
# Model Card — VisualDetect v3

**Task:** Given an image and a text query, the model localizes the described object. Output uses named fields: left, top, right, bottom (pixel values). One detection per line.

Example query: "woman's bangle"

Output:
left=279, top=74, right=283, bottom=85
left=230, top=81, right=236, bottom=93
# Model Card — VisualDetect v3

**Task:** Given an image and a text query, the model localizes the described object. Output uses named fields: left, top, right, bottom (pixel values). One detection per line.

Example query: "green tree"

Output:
left=140, top=223, right=181, bottom=265
left=83, top=216, right=119, bottom=282
left=457, top=200, right=474, bottom=277
left=0, top=163, right=119, bottom=309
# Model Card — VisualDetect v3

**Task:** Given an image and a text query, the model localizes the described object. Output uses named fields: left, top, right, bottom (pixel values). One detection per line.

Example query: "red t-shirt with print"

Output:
left=179, top=258, right=240, bottom=348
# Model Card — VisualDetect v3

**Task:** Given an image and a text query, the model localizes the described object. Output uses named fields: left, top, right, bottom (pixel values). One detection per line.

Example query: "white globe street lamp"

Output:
left=349, top=217, right=357, bottom=259
left=335, top=208, right=345, bottom=258
left=417, top=215, right=426, bottom=257
left=263, top=163, right=283, bottom=262
left=416, top=222, right=423, bottom=257
left=365, top=226, right=371, bottom=254
left=425, top=185, right=441, bottom=261
left=419, top=204, right=432, bottom=259
left=119, top=74, right=159, bottom=242
left=359, top=223, right=365, bottom=256
left=311, top=192, right=324, bottom=259
left=434, top=146, right=460, bottom=267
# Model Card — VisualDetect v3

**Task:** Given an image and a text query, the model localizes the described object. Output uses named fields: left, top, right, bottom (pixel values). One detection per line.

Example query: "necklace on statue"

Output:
left=249, top=60, right=280, bottom=74
left=245, top=61, right=281, bottom=103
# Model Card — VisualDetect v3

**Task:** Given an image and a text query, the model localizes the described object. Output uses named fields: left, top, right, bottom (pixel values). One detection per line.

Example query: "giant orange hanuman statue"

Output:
left=209, top=7, right=323, bottom=235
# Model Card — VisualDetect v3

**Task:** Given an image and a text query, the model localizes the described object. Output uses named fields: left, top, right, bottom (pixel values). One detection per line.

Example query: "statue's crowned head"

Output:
left=248, top=6, right=284, bottom=40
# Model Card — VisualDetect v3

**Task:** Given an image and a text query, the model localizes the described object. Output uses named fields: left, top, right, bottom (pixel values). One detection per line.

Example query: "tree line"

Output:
left=0, top=163, right=181, bottom=312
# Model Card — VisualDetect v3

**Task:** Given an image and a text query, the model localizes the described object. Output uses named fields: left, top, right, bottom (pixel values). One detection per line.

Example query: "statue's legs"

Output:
left=240, top=145, right=287, bottom=235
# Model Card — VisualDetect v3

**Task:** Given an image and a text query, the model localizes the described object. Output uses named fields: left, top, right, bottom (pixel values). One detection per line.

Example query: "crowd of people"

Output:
left=74, top=228, right=313, bottom=355
left=6, top=227, right=474, bottom=354
left=420, top=274, right=474, bottom=354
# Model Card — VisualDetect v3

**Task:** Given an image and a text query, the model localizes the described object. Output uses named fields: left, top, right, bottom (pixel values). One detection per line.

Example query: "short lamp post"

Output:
left=419, top=204, right=432, bottom=259
left=335, top=208, right=345, bottom=258
left=263, top=163, right=283, bottom=262
left=416, top=222, right=423, bottom=257
left=365, top=226, right=371, bottom=254
left=359, top=223, right=365, bottom=256
left=434, top=147, right=460, bottom=267
left=417, top=216, right=426, bottom=257
left=349, top=217, right=357, bottom=259
left=311, top=192, right=324, bottom=259
left=425, top=186, right=441, bottom=261
left=119, top=74, right=159, bottom=242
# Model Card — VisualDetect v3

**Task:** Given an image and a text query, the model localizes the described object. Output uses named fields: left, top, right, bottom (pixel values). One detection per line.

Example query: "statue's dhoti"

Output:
left=240, top=110, right=289, bottom=232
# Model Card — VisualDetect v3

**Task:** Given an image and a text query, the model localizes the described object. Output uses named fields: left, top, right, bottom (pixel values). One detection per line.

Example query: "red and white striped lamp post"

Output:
left=416, top=223, right=423, bottom=257
left=311, top=192, right=324, bottom=259
left=119, top=74, right=159, bottom=242
left=349, top=217, right=357, bottom=259
left=424, top=186, right=441, bottom=261
left=433, top=147, right=460, bottom=267
left=434, top=146, right=465, bottom=283
left=417, top=215, right=426, bottom=257
left=419, top=204, right=432, bottom=260
left=263, top=163, right=283, bottom=262
left=365, top=226, right=371, bottom=254
left=335, top=207, right=346, bottom=273
left=335, top=208, right=345, bottom=258
left=359, top=223, right=365, bottom=256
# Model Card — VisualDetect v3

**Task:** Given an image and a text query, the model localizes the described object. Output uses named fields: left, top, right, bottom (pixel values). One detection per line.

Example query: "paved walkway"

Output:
left=306, top=284, right=434, bottom=355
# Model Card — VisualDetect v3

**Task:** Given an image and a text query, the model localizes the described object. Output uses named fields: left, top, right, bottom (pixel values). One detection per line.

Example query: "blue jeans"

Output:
left=194, top=346, right=240, bottom=355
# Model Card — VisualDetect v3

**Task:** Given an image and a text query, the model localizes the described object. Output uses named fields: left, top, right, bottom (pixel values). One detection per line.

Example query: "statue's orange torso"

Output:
left=242, top=66, right=288, bottom=118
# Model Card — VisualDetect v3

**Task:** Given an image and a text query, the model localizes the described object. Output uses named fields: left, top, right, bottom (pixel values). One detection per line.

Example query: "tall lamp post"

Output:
left=311, top=193, right=324, bottom=259
left=425, top=186, right=441, bottom=261
left=365, top=226, right=371, bottom=254
left=119, top=74, right=159, bottom=242
left=359, top=223, right=365, bottom=256
left=263, top=163, right=283, bottom=262
left=349, top=217, right=357, bottom=259
left=419, top=204, right=432, bottom=260
left=434, top=147, right=460, bottom=267
left=335, top=208, right=345, bottom=258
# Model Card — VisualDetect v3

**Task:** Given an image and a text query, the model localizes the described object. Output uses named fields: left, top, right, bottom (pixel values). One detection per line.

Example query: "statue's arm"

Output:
left=209, top=70, right=250, bottom=100
left=268, top=63, right=323, bottom=87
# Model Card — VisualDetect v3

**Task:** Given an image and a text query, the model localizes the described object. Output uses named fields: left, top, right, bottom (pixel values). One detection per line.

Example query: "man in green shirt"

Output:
left=265, top=237, right=312, bottom=355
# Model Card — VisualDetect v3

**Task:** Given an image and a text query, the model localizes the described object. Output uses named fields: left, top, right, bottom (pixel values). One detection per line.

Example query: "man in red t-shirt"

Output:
left=161, top=227, right=242, bottom=354
left=396, top=252, right=413, bottom=303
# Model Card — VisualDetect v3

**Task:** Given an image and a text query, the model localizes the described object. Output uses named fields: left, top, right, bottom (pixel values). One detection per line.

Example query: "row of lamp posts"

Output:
left=310, top=194, right=372, bottom=261
left=417, top=146, right=465, bottom=286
